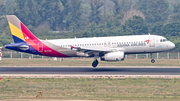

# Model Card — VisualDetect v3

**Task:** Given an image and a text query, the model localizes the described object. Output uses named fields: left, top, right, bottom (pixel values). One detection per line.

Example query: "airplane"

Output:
left=5, top=15, right=175, bottom=67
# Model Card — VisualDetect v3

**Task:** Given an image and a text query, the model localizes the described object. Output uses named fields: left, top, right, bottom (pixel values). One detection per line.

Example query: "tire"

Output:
left=151, top=59, right=155, bottom=63
left=92, top=60, right=98, bottom=67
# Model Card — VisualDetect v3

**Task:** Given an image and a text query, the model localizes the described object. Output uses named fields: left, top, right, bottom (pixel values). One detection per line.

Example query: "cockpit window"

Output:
left=160, top=39, right=168, bottom=42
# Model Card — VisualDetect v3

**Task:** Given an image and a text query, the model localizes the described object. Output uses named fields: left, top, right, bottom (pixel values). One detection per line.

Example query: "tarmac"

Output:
left=1, top=66, right=180, bottom=78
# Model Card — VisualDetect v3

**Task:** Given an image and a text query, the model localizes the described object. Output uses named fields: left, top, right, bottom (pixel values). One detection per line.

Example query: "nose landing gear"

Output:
left=151, top=59, right=155, bottom=63
left=150, top=53, right=155, bottom=63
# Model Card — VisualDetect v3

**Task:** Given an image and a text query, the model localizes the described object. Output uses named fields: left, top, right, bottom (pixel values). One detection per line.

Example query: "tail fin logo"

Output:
left=25, top=37, right=29, bottom=39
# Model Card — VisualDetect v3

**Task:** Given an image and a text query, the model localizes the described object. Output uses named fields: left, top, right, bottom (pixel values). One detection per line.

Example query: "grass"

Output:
left=0, top=78, right=180, bottom=100
left=0, top=58, right=180, bottom=67
left=1, top=58, right=180, bottom=100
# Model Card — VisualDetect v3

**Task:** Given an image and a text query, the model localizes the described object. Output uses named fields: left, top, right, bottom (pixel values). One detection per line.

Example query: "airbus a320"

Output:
left=5, top=15, right=175, bottom=67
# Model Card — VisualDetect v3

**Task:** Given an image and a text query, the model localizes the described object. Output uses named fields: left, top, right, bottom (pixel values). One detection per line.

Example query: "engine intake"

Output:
left=101, top=51, right=124, bottom=61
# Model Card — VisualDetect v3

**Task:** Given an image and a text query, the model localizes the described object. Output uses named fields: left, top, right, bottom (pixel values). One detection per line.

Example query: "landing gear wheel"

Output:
left=92, top=60, right=99, bottom=67
left=151, top=59, right=155, bottom=63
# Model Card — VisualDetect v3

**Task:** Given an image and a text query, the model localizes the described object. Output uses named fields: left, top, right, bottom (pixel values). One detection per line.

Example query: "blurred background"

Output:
left=0, top=0, right=180, bottom=52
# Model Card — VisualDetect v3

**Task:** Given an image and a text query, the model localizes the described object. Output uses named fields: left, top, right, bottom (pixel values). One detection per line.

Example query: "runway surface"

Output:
left=0, top=67, right=180, bottom=75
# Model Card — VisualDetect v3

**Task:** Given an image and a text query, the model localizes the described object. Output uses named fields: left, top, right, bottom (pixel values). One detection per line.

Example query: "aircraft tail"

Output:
left=7, top=15, right=39, bottom=43
left=6, top=15, right=42, bottom=54
left=6, top=15, right=69, bottom=57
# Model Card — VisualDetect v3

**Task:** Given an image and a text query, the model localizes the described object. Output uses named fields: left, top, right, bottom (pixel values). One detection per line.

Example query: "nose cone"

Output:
left=170, top=42, right=175, bottom=49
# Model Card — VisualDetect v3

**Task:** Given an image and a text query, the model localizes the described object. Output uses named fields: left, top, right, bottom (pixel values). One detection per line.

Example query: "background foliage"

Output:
left=0, top=0, right=180, bottom=51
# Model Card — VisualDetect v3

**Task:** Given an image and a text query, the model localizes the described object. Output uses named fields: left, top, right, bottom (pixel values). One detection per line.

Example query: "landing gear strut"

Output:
left=150, top=53, right=155, bottom=63
left=92, top=59, right=99, bottom=67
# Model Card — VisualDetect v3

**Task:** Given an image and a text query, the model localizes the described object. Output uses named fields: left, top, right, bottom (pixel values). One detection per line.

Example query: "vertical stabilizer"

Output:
left=7, top=15, right=39, bottom=43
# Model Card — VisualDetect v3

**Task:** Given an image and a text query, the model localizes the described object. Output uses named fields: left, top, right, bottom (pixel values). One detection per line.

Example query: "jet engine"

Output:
left=101, top=51, right=124, bottom=61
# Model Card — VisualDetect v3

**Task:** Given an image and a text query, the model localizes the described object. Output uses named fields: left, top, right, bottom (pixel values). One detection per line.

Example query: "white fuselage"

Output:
left=45, top=35, right=175, bottom=57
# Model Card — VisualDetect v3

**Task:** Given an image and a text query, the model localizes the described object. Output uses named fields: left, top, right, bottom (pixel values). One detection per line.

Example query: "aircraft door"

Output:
left=38, top=43, right=43, bottom=52
left=149, top=36, right=155, bottom=47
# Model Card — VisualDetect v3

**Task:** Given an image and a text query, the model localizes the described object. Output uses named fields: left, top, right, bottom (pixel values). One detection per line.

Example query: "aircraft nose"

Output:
left=170, top=42, right=175, bottom=49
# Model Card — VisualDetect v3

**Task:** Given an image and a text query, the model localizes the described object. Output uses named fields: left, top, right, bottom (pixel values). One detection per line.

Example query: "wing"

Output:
left=72, top=46, right=126, bottom=57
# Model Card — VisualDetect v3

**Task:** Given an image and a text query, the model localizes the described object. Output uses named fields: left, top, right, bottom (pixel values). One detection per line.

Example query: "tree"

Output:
left=89, top=0, right=104, bottom=24
left=150, top=22, right=164, bottom=35
left=38, top=0, right=64, bottom=30
left=123, top=16, right=148, bottom=35
left=162, top=22, right=180, bottom=36
left=0, top=0, right=6, bottom=17
left=135, top=0, right=169, bottom=25
left=110, top=0, right=133, bottom=16
left=168, top=3, right=180, bottom=22
left=9, top=0, right=83, bottom=32
left=64, top=0, right=83, bottom=31
left=121, top=9, right=145, bottom=25
left=10, top=0, right=43, bottom=27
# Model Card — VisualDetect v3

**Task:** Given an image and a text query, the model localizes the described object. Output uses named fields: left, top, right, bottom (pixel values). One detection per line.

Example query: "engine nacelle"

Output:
left=101, top=51, right=124, bottom=61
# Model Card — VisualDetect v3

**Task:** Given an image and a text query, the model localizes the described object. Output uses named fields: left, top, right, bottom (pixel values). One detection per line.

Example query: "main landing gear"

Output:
left=92, top=55, right=99, bottom=67
left=92, top=59, right=99, bottom=67
left=150, top=53, right=155, bottom=63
